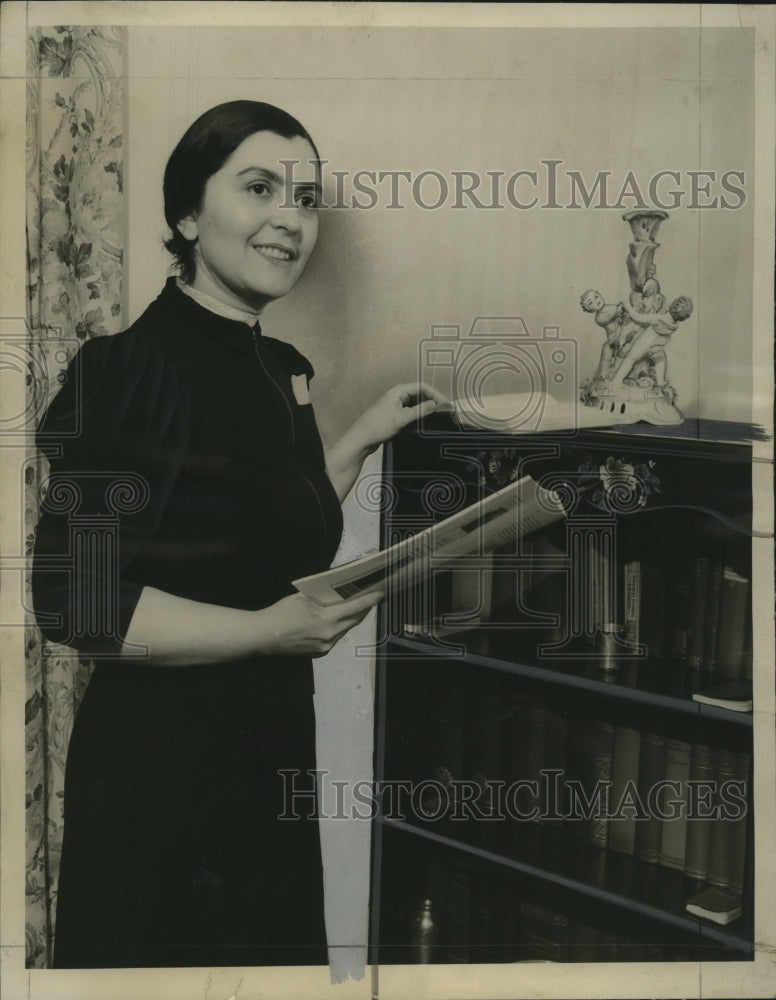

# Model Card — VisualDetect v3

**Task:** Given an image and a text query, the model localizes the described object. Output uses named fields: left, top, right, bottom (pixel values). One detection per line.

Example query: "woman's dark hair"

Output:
left=163, top=101, right=320, bottom=283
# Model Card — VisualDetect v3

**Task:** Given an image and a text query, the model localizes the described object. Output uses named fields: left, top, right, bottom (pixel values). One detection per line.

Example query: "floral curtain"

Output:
left=25, top=25, right=125, bottom=969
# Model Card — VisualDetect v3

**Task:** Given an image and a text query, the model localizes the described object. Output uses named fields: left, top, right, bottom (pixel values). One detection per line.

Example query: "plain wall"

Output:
left=125, top=26, right=755, bottom=441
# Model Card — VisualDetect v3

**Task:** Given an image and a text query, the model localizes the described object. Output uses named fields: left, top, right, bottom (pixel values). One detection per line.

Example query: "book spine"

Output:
left=468, top=876, right=499, bottom=964
left=703, top=561, right=724, bottom=672
left=687, top=556, right=712, bottom=669
left=634, top=729, right=667, bottom=864
left=587, top=718, right=616, bottom=848
left=540, top=708, right=568, bottom=827
left=666, top=555, right=694, bottom=662
left=640, top=556, right=668, bottom=660
left=501, top=695, right=528, bottom=802
left=522, top=701, right=547, bottom=826
left=443, top=863, right=471, bottom=963
left=419, top=667, right=464, bottom=820
left=608, top=725, right=642, bottom=855
left=729, top=751, right=751, bottom=894
left=716, top=568, right=750, bottom=678
left=524, top=533, right=567, bottom=644
left=707, top=746, right=737, bottom=887
left=623, top=555, right=641, bottom=647
left=463, top=679, right=503, bottom=849
left=660, top=737, right=691, bottom=870
left=684, top=741, right=715, bottom=880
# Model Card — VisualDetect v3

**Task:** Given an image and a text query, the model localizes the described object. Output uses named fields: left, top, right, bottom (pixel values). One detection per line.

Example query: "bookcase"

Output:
left=368, top=414, right=756, bottom=964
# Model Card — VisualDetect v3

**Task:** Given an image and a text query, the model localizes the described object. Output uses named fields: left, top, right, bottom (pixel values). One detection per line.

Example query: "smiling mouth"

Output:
left=253, top=244, right=296, bottom=262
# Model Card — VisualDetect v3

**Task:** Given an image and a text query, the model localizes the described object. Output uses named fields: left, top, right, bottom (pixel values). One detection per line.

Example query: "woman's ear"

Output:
left=177, top=215, right=199, bottom=242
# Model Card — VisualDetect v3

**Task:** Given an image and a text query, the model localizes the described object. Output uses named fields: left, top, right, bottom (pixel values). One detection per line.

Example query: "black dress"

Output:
left=32, top=278, right=344, bottom=968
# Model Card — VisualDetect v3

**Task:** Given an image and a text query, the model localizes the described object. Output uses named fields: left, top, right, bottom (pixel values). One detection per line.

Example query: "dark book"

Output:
left=501, top=695, right=528, bottom=826
left=716, top=567, right=750, bottom=678
left=540, top=707, right=568, bottom=826
left=685, top=886, right=742, bottom=925
left=462, top=680, right=504, bottom=847
left=522, top=532, right=568, bottom=647
left=688, top=555, right=712, bottom=669
left=566, top=716, right=615, bottom=846
left=418, top=667, right=464, bottom=820
left=522, top=701, right=547, bottom=826
left=468, top=878, right=497, bottom=964
left=443, top=864, right=471, bottom=963
left=666, top=554, right=694, bottom=661
left=608, top=723, right=642, bottom=856
left=640, top=555, right=668, bottom=660
left=703, top=560, right=724, bottom=672
left=692, top=680, right=753, bottom=713
left=563, top=717, right=592, bottom=842
left=707, top=747, right=737, bottom=888
left=660, top=737, right=691, bottom=871
left=634, top=729, right=667, bottom=864
left=684, top=740, right=715, bottom=880
left=729, top=751, right=751, bottom=893
left=587, top=718, right=616, bottom=847
left=519, top=900, right=571, bottom=962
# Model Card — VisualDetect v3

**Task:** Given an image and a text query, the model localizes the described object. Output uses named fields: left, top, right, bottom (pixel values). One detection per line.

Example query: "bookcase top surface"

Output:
left=411, top=412, right=766, bottom=452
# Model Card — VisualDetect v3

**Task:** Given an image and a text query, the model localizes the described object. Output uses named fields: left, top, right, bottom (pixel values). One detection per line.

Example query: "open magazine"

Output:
left=292, top=474, right=566, bottom=605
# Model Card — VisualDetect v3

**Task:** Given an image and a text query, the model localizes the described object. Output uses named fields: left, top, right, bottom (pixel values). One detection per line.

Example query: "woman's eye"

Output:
left=250, top=182, right=270, bottom=196
left=296, top=194, right=318, bottom=210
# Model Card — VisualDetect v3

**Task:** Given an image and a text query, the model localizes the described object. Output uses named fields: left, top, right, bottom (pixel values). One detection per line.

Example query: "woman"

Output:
left=33, top=100, right=442, bottom=969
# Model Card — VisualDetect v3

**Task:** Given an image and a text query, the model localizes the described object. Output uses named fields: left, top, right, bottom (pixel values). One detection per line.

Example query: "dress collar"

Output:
left=157, top=277, right=260, bottom=352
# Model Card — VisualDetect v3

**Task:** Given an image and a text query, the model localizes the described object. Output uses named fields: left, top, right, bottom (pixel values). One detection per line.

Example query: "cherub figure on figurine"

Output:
left=579, top=289, right=631, bottom=380
left=607, top=294, right=693, bottom=389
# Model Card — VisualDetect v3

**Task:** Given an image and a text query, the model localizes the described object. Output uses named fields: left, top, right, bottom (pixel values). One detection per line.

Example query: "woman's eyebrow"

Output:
left=236, top=165, right=322, bottom=196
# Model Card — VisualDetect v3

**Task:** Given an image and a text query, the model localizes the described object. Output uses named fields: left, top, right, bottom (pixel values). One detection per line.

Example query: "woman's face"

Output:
left=178, top=130, right=320, bottom=313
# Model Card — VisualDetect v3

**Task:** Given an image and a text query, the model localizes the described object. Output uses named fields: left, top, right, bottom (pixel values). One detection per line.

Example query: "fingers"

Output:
left=331, top=590, right=384, bottom=619
left=418, top=382, right=451, bottom=406
left=308, top=592, right=383, bottom=655
left=395, top=382, right=451, bottom=408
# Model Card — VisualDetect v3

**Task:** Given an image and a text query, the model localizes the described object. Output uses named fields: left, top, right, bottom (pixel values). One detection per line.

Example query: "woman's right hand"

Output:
left=254, top=591, right=384, bottom=657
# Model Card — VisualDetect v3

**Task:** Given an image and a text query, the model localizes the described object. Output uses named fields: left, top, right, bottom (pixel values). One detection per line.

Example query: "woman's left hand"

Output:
left=354, top=382, right=450, bottom=452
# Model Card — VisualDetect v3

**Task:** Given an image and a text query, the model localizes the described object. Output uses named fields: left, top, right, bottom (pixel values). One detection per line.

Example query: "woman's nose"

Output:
left=268, top=198, right=303, bottom=233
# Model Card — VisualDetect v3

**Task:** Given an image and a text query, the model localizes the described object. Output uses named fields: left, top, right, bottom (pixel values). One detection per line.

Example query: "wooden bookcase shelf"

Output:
left=377, top=818, right=754, bottom=952
left=369, top=416, right=756, bottom=965
left=386, top=635, right=753, bottom=727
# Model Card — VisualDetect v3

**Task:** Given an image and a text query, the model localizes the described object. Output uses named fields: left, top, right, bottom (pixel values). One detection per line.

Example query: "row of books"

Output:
left=620, top=543, right=752, bottom=679
left=406, top=680, right=751, bottom=891
left=394, top=860, right=733, bottom=964
left=406, top=521, right=753, bottom=682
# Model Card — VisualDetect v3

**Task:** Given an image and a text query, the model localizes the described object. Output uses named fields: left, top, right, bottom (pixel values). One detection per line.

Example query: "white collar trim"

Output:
left=176, top=278, right=260, bottom=327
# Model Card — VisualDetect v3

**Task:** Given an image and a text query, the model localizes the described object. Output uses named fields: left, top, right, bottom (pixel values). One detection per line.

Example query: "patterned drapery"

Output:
left=25, top=25, right=125, bottom=969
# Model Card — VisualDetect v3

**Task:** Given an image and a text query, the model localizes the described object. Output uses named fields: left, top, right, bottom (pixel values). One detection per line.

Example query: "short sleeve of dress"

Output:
left=261, top=336, right=315, bottom=382
left=32, top=332, right=191, bottom=656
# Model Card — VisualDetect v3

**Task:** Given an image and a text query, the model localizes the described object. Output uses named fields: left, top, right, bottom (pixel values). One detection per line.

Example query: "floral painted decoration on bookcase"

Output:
left=578, top=455, right=661, bottom=512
